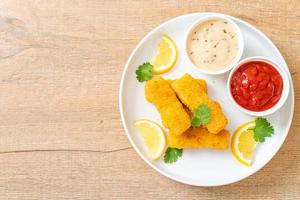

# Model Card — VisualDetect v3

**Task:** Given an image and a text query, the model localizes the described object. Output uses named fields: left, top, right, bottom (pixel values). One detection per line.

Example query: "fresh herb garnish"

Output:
left=164, top=147, right=183, bottom=164
left=191, top=105, right=211, bottom=127
left=135, top=62, right=154, bottom=82
left=253, top=117, right=274, bottom=142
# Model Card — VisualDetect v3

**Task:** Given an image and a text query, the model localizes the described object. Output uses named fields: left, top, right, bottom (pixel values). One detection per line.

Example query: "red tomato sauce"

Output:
left=230, top=61, right=283, bottom=111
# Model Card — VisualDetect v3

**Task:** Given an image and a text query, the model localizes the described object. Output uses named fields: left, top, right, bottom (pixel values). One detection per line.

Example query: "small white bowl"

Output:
left=185, top=14, right=244, bottom=75
left=227, top=56, right=290, bottom=116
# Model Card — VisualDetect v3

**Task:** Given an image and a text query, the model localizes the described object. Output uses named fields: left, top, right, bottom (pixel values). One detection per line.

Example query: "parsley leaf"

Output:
left=135, top=62, right=154, bottom=82
left=191, top=105, right=211, bottom=127
left=253, top=117, right=274, bottom=142
left=164, top=147, right=183, bottom=164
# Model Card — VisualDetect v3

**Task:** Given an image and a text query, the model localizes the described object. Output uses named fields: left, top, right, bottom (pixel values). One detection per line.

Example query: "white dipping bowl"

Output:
left=227, top=56, right=290, bottom=116
left=185, top=14, right=244, bottom=75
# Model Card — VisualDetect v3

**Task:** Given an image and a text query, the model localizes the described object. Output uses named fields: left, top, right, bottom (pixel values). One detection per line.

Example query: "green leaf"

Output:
left=191, top=105, right=211, bottom=127
left=191, top=117, right=202, bottom=127
left=163, top=147, right=183, bottom=164
left=135, top=62, right=154, bottom=82
left=253, top=117, right=274, bottom=142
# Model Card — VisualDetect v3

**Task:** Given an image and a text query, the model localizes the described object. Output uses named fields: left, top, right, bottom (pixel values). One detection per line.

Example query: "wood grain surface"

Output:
left=0, top=0, right=299, bottom=199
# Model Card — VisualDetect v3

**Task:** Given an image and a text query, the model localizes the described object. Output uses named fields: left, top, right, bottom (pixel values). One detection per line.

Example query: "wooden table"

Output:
left=0, top=0, right=299, bottom=199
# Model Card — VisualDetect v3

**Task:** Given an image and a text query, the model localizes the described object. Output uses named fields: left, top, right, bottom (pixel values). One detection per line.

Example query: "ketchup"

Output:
left=230, top=61, right=283, bottom=111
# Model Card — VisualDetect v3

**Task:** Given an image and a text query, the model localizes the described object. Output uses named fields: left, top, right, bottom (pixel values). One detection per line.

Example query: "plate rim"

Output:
left=119, top=12, right=295, bottom=186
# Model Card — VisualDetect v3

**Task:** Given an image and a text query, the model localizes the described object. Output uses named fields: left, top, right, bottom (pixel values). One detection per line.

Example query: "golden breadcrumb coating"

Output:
left=145, top=76, right=191, bottom=135
left=168, top=78, right=207, bottom=93
left=171, top=74, right=228, bottom=134
left=168, top=127, right=230, bottom=149
left=197, top=79, right=208, bottom=94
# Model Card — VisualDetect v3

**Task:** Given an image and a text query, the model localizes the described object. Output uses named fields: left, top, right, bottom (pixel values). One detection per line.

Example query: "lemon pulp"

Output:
left=152, top=35, right=178, bottom=74
left=134, top=119, right=167, bottom=160
left=231, top=121, right=257, bottom=166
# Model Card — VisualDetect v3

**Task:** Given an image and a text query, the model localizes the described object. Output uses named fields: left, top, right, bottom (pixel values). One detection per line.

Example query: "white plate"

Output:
left=119, top=13, right=294, bottom=186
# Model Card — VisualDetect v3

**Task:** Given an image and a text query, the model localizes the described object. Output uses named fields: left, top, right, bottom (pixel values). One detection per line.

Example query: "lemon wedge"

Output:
left=152, top=34, right=178, bottom=74
left=231, top=121, right=257, bottom=166
left=134, top=119, right=167, bottom=160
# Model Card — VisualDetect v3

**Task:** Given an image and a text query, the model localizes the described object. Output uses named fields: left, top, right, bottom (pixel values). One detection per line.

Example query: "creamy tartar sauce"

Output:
left=187, top=20, right=239, bottom=72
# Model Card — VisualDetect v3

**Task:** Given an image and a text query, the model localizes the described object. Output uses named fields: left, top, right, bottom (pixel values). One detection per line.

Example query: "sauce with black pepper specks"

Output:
left=187, top=19, right=239, bottom=72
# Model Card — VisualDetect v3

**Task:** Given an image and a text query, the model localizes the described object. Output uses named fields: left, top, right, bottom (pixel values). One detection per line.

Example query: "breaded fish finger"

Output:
left=171, top=74, right=227, bottom=134
left=168, top=128, right=229, bottom=149
left=168, top=78, right=207, bottom=93
left=197, top=79, right=208, bottom=94
left=145, top=77, right=191, bottom=135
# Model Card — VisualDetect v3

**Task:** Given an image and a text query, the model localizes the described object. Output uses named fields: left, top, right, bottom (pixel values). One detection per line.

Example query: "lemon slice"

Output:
left=134, top=119, right=167, bottom=160
left=231, top=121, right=257, bottom=166
left=152, top=34, right=178, bottom=74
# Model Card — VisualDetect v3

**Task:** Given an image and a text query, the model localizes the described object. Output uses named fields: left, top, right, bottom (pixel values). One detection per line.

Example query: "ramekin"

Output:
left=185, top=14, right=244, bottom=75
left=227, top=56, right=290, bottom=116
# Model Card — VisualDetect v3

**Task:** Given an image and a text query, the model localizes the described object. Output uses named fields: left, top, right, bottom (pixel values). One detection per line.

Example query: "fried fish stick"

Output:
left=197, top=79, right=208, bottom=94
left=168, top=128, right=229, bottom=149
left=145, top=76, right=191, bottom=135
left=168, top=79, right=207, bottom=93
left=171, top=74, right=227, bottom=134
